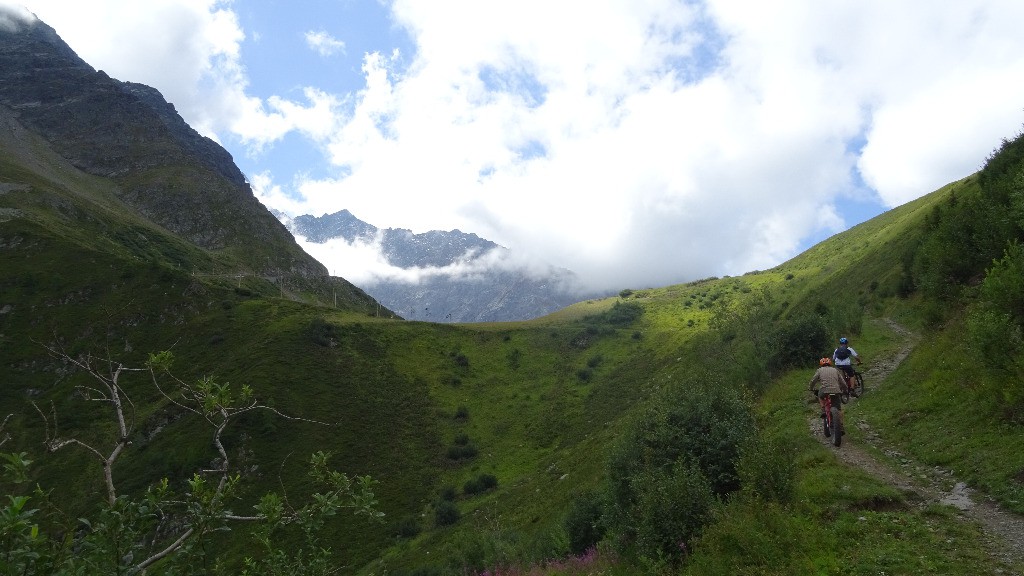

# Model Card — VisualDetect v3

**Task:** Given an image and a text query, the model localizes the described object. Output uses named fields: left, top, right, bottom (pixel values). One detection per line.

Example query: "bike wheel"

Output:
left=854, top=372, right=865, bottom=397
left=831, top=406, right=842, bottom=447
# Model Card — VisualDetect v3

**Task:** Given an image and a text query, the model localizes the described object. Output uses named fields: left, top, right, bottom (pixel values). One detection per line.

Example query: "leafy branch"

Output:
left=1, top=344, right=381, bottom=575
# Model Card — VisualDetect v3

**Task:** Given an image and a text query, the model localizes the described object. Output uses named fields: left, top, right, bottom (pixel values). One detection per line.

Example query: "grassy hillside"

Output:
left=4, top=122, right=1024, bottom=575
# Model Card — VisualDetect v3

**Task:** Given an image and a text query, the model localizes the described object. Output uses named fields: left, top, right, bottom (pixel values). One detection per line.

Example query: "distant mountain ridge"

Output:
left=283, top=210, right=598, bottom=322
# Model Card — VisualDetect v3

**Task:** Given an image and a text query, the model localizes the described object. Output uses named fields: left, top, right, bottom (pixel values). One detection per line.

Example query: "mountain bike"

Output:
left=851, top=369, right=865, bottom=397
left=814, top=391, right=844, bottom=447
left=839, top=366, right=865, bottom=397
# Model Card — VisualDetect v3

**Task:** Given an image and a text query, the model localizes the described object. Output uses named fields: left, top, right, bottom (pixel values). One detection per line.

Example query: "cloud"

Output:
left=0, top=2, right=35, bottom=32
left=291, top=230, right=571, bottom=290
left=282, top=1, right=868, bottom=289
left=285, top=0, right=1024, bottom=292
left=305, top=30, right=345, bottom=57
left=14, top=1, right=1024, bottom=294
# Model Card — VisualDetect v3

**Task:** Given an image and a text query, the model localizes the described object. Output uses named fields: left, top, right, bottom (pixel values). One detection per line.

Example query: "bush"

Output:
left=435, top=501, right=460, bottom=527
left=393, top=515, right=421, bottom=539
left=979, top=241, right=1024, bottom=325
left=967, top=307, right=1022, bottom=369
left=307, top=316, right=337, bottom=347
left=463, top=473, right=498, bottom=496
left=564, top=491, right=605, bottom=555
left=629, top=459, right=716, bottom=568
left=773, top=313, right=829, bottom=371
left=447, top=443, right=478, bottom=461
left=604, top=376, right=755, bottom=562
left=736, top=435, right=796, bottom=503
left=452, top=352, right=470, bottom=368
left=507, top=348, right=522, bottom=370
left=602, top=297, right=643, bottom=325
left=439, top=485, right=457, bottom=502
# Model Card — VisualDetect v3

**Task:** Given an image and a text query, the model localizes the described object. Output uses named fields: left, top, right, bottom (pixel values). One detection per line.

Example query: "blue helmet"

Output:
left=839, top=337, right=848, bottom=345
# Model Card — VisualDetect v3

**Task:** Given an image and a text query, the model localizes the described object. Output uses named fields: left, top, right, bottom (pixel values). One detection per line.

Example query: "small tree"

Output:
left=1, top=343, right=382, bottom=574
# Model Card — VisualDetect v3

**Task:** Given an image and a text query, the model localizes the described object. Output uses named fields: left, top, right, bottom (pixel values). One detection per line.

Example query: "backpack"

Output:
left=834, top=347, right=851, bottom=361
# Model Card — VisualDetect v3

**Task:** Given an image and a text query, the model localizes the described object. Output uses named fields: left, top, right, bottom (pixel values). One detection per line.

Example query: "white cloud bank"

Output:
left=292, top=233, right=548, bottom=289
left=8, top=0, right=1024, bottom=293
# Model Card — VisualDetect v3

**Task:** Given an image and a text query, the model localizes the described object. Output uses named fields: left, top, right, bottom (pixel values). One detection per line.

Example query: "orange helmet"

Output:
left=819, top=357, right=832, bottom=366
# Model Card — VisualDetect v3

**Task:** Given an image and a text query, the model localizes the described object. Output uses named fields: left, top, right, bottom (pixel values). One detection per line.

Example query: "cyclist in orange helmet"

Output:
left=809, top=357, right=849, bottom=436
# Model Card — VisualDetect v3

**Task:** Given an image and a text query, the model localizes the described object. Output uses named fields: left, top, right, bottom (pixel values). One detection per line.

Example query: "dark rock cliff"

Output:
left=0, top=11, right=323, bottom=277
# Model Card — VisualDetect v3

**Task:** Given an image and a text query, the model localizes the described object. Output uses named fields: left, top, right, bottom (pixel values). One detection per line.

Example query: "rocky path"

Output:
left=807, top=319, right=1024, bottom=570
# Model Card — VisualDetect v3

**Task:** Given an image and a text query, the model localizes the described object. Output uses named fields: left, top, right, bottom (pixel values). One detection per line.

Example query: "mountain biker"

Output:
left=832, top=337, right=863, bottom=396
left=809, top=357, right=849, bottom=434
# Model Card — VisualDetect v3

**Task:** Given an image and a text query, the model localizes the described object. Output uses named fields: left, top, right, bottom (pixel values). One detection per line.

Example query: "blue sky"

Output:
left=5, top=1, right=1024, bottom=292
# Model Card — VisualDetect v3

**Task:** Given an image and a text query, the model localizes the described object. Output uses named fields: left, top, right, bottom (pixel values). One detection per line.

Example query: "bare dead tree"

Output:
left=36, top=341, right=143, bottom=506
left=33, top=343, right=357, bottom=575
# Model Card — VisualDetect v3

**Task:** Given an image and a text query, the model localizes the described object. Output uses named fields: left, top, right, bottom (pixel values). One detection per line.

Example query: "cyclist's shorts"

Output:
left=836, top=365, right=856, bottom=377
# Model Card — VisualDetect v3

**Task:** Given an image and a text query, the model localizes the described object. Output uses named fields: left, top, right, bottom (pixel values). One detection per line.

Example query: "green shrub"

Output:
left=629, top=458, right=716, bottom=568
left=564, top=490, right=605, bottom=555
left=506, top=348, right=522, bottom=370
left=452, top=352, right=470, bottom=368
left=774, top=313, right=830, bottom=371
left=979, top=241, right=1024, bottom=325
left=463, top=473, right=498, bottom=496
left=736, top=435, right=796, bottom=503
left=600, top=301, right=644, bottom=326
left=435, top=501, right=460, bottom=527
left=447, top=443, right=478, bottom=461
left=439, top=486, right=457, bottom=502
left=307, top=316, right=337, bottom=347
left=606, top=377, right=754, bottom=502
left=393, top=515, right=421, bottom=539
left=604, top=376, right=754, bottom=564
left=967, top=307, right=1022, bottom=369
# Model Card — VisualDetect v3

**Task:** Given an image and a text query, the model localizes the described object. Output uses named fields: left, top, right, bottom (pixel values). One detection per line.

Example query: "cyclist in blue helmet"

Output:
left=832, top=337, right=863, bottom=395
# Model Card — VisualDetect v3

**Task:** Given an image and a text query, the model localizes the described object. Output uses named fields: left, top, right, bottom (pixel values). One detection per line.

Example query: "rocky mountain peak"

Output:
left=0, top=8, right=325, bottom=277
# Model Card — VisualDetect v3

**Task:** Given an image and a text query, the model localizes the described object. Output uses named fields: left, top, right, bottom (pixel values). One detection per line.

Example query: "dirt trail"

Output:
left=807, top=319, right=1024, bottom=570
